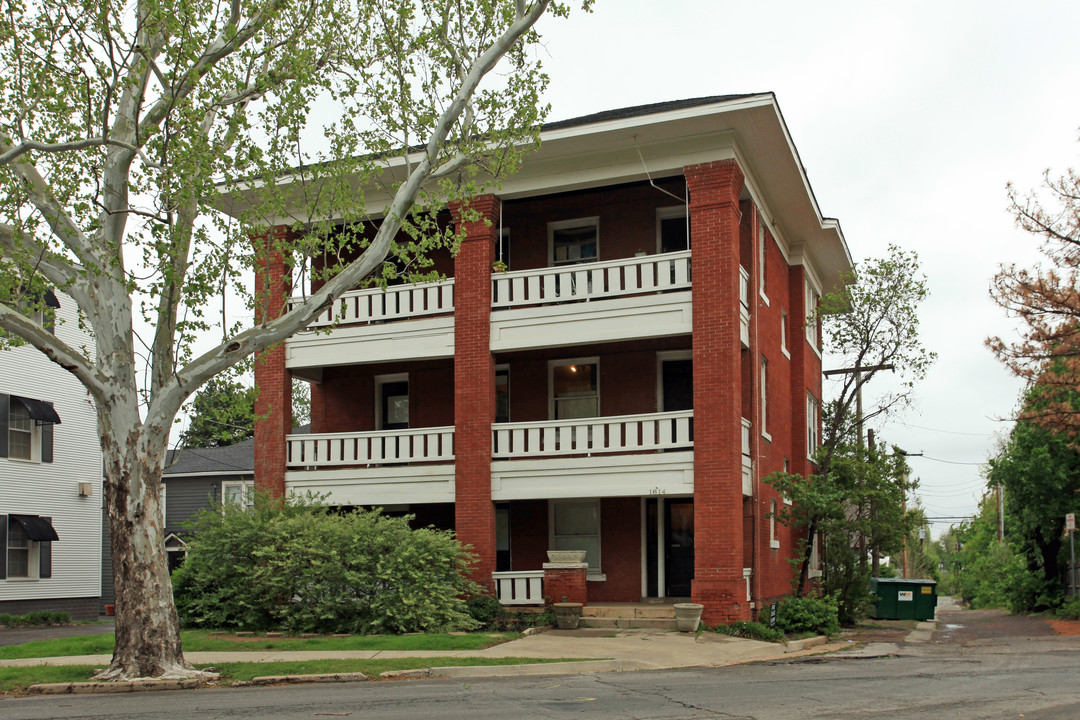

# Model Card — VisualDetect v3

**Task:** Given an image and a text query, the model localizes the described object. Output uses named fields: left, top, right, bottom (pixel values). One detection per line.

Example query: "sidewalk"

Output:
left=0, top=626, right=845, bottom=675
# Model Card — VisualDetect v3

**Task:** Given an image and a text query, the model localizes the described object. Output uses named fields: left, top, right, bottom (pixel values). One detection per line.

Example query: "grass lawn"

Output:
left=0, top=657, right=575, bottom=695
left=0, top=630, right=519, bottom=660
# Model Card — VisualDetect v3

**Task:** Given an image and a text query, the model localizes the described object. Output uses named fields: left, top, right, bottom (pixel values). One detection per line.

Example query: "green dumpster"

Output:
left=869, top=577, right=937, bottom=621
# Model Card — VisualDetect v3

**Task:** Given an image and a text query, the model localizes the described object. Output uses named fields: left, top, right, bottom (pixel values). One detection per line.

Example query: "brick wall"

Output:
left=588, top=497, right=641, bottom=601
left=686, top=159, right=750, bottom=623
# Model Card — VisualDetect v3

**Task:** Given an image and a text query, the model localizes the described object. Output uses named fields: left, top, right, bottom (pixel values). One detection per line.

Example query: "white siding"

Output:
left=1, top=293, right=103, bottom=602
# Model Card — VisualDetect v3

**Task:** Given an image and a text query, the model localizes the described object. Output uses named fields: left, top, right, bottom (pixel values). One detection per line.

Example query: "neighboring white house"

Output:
left=1, top=291, right=103, bottom=620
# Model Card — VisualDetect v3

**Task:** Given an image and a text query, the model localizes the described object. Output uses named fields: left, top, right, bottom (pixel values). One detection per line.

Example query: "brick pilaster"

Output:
left=252, top=226, right=293, bottom=499
left=543, top=564, right=588, bottom=605
left=686, top=160, right=750, bottom=623
left=451, top=196, right=499, bottom=594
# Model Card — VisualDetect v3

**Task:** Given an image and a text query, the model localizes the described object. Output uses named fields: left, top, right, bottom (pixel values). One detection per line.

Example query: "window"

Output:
left=805, top=281, right=820, bottom=348
left=780, top=310, right=789, bottom=357
left=551, top=499, right=600, bottom=572
left=549, top=218, right=599, bottom=266
left=222, top=480, right=254, bottom=510
left=1, top=394, right=59, bottom=463
left=758, top=220, right=769, bottom=304
left=807, top=393, right=820, bottom=459
left=769, top=499, right=780, bottom=549
left=8, top=402, right=32, bottom=461
left=375, top=373, right=409, bottom=430
left=760, top=356, right=770, bottom=441
left=495, top=366, right=510, bottom=423
left=1, top=514, right=56, bottom=580
left=550, top=359, right=599, bottom=420
left=656, top=207, right=689, bottom=254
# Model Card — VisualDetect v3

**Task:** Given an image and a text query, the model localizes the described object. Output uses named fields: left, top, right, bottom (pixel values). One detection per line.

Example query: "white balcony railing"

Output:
left=492, top=410, right=693, bottom=459
left=492, top=250, right=691, bottom=309
left=493, top=570, right=545, bottom=606
left=739, top=266, right=750, bottom=346
left=286, top=427, right=454, bottom=468
left=741, top=418, right=753, bottom=495
left=288, top=280, right=455, bottom=328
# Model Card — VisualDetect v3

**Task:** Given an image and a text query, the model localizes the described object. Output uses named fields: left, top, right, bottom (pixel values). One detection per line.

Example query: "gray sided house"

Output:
left=99, top=438, right=254, bottom=614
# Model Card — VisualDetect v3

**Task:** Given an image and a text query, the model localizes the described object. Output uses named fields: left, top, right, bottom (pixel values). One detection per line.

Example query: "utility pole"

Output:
left=822, top=363, right=894, bottom=578
left=897, top=450, right=922, bottom=579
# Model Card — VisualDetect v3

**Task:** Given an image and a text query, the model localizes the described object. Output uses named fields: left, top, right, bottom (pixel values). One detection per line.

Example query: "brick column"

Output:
left=543, top=563, right=588, bottom=605
left=451, top=196, right=499, bottom=594
left=686, top=160, right=750, bottom=623
left=252, top=226, right=293, bottom=499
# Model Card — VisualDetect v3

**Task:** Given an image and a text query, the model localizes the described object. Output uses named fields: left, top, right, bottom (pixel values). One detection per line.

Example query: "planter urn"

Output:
left=673, top=602, right=704, bottom=633
left=546, top=550, right=587, bottom=564
left=553, top=602, right=583, bottom=630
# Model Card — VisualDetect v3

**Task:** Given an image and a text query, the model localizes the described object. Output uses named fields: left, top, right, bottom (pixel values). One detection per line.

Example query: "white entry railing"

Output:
left=492, top=250, right=691, bottom=309
left=493, top=570, right=545, bottom=606
left=286, top=427, right=454, bottom=467
left=492, top=410, right=693, bottom=459
left=289, top=280, right=455, bottom=328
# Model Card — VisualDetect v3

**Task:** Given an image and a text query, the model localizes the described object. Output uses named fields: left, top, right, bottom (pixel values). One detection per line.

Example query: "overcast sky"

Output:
left=532, top=1, right=1080, bottom=536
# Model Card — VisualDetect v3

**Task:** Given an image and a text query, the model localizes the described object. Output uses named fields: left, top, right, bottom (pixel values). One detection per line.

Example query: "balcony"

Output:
left=286, top=426, right=455, bottom=467
left=492, top=410, right=693, bottom=458
left=283, top=411, right=752, bottom=504
left=490, top=251, right=694, bottom=351
left=491, top=251, right=691, bottom=308
left=289, top=281, right=455, bottom=328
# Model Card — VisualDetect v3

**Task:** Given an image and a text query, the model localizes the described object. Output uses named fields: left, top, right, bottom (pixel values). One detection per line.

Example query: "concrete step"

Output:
left=583, top=604, right=677, bottom=620
left=580, top=617, right=679, bottom=630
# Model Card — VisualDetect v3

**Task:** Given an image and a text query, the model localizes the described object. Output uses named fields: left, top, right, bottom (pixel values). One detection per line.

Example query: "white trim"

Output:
left=222, top=479, right=255, bottom=509
left=760, top=355, right=769, bottom=440
left=807, top=392, right=820, bottom=460
left=492, top=451, right=694, bottom=501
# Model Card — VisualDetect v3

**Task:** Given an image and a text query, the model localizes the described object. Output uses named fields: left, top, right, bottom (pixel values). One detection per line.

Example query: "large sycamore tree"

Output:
left=0, top=0, right=584, bottom=680
left=989, top=136, right=1080, bottom=437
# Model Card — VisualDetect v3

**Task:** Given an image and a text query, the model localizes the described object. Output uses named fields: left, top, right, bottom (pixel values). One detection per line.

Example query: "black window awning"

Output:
left=10, top=515, right=59, bottom=541
left=12, top=397, right=61, bottom=425
left=43, top=290, right=60, bottom=309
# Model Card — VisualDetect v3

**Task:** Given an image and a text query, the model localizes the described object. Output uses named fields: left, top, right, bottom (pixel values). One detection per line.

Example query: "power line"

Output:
left=894, top=421, right=1001, bottom=437
left=908, top=455, right=986, bottom=467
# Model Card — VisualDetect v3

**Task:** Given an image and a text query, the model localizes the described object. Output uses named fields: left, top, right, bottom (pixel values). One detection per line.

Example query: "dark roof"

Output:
left=165, top=437, right=255, bottom=476
left=164, top=424, right=311, bottom=476
left=541, top=94, right=767, bottom=133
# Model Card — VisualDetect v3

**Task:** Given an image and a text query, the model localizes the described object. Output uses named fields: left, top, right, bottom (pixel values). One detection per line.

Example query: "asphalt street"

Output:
left=2, top=601, right=1078, bottom=720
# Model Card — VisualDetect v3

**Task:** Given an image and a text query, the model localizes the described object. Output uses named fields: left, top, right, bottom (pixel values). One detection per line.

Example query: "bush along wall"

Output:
left=172, top=494, right=481, bottom=634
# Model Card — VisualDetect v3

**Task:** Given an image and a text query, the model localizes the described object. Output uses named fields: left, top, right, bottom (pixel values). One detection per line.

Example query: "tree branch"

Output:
left=0, top=304, right=106, bottom=401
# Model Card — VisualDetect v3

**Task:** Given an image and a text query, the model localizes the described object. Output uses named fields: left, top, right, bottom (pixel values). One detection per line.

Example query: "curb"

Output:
left=783, top=636, right=828, bottom=653
left=27, top=679, right=208, bottom=695
left=241, top=672, right=370, bottom=686
left=427, top=659, right=652, bottom=677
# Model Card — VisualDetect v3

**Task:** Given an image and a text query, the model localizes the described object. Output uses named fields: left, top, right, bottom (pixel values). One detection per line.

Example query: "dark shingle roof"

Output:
left=541, top=94, right=767, bottom=133
left=164, top=437, right=255, bottom=476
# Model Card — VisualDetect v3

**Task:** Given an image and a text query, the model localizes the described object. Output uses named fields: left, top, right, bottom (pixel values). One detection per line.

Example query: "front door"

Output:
left=665, top=498, right=694, bottom=597
left=644, top=497, right=695, bottom=598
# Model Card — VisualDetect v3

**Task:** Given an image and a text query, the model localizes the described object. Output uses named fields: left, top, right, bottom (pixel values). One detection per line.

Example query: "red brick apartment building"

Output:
left=238, top=94, right=852, bottom=624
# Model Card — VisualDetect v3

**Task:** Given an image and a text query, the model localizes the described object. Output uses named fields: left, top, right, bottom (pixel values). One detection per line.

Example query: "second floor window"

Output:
left=549, top=218, right=599, bottom=266
left=551, top=360, right=599, bottom=420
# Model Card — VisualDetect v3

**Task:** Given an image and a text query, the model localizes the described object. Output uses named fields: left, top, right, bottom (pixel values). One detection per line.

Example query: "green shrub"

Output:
left=1057, top=595, right=1080, bottom=620
left=775, top=595, right=840, bottom=637
left=466, top=595, right=505, bottom=628
left=710, top=620, right=784, bottom=643
left=0, top=611, right=70, bottom=627
left=172, top=493, right=481, bottom=634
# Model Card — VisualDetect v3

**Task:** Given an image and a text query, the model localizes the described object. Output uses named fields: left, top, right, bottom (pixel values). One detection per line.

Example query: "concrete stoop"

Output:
left=581, top=604, right=679, bottom=631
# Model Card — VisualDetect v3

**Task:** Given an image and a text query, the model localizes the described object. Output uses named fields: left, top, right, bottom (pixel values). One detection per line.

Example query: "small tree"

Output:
left=767, top=246, right=936, bottom=599
left=180, top=378, right=256, bottom=448
left=0, top=0, right=586, bottom=680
